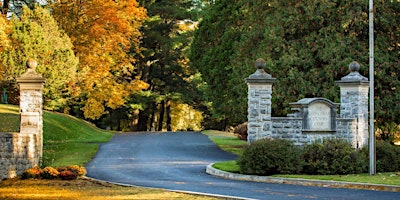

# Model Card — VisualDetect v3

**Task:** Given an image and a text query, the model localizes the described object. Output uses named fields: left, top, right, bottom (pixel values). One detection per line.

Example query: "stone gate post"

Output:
left=245, top=58, right=276, bottom=143
left=336, top=61, right=369, bottom=148
left=16, top=58, right=45, bottom=163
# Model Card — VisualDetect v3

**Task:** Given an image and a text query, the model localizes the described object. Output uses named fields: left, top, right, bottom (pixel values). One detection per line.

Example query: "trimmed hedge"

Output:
left=303, top=139, right=367, bottom=175
left=238, top=138, right=303, bottom=176
left=238, top=138, right=400, bottom=176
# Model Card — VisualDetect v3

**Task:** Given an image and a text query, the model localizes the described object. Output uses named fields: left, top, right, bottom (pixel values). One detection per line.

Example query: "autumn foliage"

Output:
left=51, top=0, right=148, bottom=119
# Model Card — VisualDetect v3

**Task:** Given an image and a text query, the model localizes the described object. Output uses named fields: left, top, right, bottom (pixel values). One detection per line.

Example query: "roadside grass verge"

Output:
left=0, top=178, right=221, bottom=200
left=202, top=130, right=247, bottom=156
left=202, top=130, right=400, bottom=186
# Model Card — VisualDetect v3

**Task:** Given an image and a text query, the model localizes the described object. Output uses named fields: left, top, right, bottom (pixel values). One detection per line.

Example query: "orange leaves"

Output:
left=52, top=0, right=148, bottom=119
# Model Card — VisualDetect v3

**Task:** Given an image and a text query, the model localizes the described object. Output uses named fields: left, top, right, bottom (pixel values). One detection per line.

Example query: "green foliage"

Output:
left=238, top=138, right=303, bottom=176
left=303, top=139, right=367, bottom=175
left=191, top=0, right=400, bottom=126
left=1, top=5, right=78, bottom=111
left=367, top=140, right=400, bottom=173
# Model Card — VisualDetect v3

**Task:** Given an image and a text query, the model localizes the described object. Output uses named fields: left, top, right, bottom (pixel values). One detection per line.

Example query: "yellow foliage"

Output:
left=171, top=103, right=203, bottom=131
left=52, top=0, right=148, bottom=119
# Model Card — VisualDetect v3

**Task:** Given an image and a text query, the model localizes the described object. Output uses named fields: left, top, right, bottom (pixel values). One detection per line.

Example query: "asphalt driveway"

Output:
left=86, top=132, right=399, bottom=200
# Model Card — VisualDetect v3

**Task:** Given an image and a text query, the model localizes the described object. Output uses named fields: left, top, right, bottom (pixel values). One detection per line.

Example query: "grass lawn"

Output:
left=202, top=130, right=400, bottom=186
left=0, top=178, right=220, bottom=200
left=202, top=130, right=247, bottom=156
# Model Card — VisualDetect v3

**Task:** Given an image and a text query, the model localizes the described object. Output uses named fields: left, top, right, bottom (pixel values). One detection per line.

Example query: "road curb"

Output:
left=206, top=163, right=400, bottom=192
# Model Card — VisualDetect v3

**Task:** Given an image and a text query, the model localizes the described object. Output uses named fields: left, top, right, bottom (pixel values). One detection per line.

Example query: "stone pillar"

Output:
left=245, top=58, right=276, bottom=143
left=16, top=58, right=45, bottom=163
left=336, top=61, right=369, bottom=148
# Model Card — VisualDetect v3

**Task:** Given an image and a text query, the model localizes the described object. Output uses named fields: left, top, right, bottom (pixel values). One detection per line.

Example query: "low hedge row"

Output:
left=238, top=138, right=400, bottom=176
left=22, top=165, right=86, bottom=180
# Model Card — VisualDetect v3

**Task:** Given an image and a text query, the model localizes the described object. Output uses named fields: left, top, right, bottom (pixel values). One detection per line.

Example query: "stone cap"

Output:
left=290, top=97, right=339, bottom=108
left=245, top=58, right=276, bottom=83
left=336, top=61, right=369, bottom=85
left=16, top=58, right=45, bottom=84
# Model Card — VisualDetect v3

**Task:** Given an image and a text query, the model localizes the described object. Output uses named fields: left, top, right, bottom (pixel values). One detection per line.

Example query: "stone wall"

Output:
left=0, top=59, right=44, bottom=179
left=246, top=60, right=370, bottom=148
left=0, top=132, right=40, bottom=179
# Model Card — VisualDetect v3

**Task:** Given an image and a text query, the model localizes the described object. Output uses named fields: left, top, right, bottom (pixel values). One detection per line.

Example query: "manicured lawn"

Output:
left=202, top=130, right=247, bottom=156
left=0, top=104, right=20, bottom=132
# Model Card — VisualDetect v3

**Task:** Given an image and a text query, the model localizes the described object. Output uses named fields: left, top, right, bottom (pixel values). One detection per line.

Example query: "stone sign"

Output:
left=308, top=102, right=331, bottom=131
left=290, top=98, right=338, bottom=132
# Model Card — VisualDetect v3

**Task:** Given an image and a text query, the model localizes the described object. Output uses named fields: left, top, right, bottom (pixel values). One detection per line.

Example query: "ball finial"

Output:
left=26, top=58, right=37, bottom=70
left=254, top=58, right=266, bottom=69
left=349, top=61, right=360, bottom=72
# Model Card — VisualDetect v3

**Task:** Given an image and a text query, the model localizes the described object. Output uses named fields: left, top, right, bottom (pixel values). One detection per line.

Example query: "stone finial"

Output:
left=26, top=58, right=38, bottom=70
left=16, top=58, right=45, bottom=82
left=338, top=61, right=368, bottom=82
left=246, top=58, right=275, bottom=81
left=254, top=58, right=266, bottom=69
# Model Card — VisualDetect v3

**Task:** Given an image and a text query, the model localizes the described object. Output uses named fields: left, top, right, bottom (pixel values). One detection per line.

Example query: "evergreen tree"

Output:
left=191, top=0, right=400, bottom=127
left=1, top=5, right=78, bottom=110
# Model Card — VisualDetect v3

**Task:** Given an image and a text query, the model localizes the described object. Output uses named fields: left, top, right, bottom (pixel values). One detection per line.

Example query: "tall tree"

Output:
left=191, top=0, right=400, bottom=128
left=128, top=0, right=200, bottom=131
left=0, top=5, right=78, bottom=110
left=51, top=0, right=148, bottom=119
left=190, top=0, right=244, bottom=127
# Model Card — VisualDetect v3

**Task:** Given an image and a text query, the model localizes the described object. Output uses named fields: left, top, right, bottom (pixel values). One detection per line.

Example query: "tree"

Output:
left=191, top=0, right=400, bottom=127
left=0, top=13, right=11, bottom=80
left=51, top=0, right=148, bottom=119
left=190, top=0, right=244, bottom=127
left=0, top=5, right=78, bottom=110
left=127, top=0, right=201, bottom=131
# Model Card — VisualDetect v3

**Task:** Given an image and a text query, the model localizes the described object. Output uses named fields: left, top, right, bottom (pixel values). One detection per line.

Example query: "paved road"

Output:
left=86, top=132, right=399, bottom=200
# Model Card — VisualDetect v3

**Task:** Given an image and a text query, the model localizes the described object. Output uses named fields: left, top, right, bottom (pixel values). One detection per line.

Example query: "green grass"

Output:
left=43, top=111, right=113, bottom=167
left=275, top=173, right=400, bottom=186
left=0, top=104, right=113, bottom=167
left=202, top=129, right=400, bottom=186
left=202, top=130, right=247, bottom=156
left=0, top=104, right=20, bottom=132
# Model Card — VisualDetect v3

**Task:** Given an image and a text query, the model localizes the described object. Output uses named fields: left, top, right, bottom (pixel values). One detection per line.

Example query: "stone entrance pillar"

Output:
left=16, top=58, right=45, bottom=163
left=336, top=61, right=369, bottom=148
left=245, top=58, right=276, bottom=143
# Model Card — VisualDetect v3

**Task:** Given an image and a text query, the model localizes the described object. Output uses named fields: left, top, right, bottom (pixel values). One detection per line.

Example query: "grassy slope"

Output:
left=0, top=104, right=113, bottom=167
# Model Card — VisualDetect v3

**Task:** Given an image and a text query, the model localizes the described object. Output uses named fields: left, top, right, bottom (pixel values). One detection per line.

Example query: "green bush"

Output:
left=303, top=139, right=367, bottom=175
left=371, top=140, right=400, bottom=172
left=237, top=138, right=303, bottom=176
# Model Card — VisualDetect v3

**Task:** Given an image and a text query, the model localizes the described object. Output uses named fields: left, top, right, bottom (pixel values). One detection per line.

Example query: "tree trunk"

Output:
left=130, top=110, right=139, bottom=131
left=158, top=100, right=165, bottom=131
left=166, top=100, right=172, bottom=131
left=138, top=109, right=149, bottom=131
left=1, top=0, right=10, bottom=14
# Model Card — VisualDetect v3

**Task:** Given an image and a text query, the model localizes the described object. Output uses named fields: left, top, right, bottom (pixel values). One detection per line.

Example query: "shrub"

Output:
left=303, top=139, right=367, bottom=175
left=59, top=170, right=78, bottom=180
left=41, top=166, right=59, bottom=179
left=233, top=123, right=248, bottom=141
left=237, top=138, right=303, bottom=176
left=56, top=165, right=86, bottom=180
left=21, top=166, right=42, bottom=179
left=371, top=140, right=400, bottom=172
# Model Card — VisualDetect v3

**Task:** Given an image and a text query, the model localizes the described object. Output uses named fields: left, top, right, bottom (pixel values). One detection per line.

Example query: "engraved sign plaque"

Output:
left=308, top=102, right=331, bottom=130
